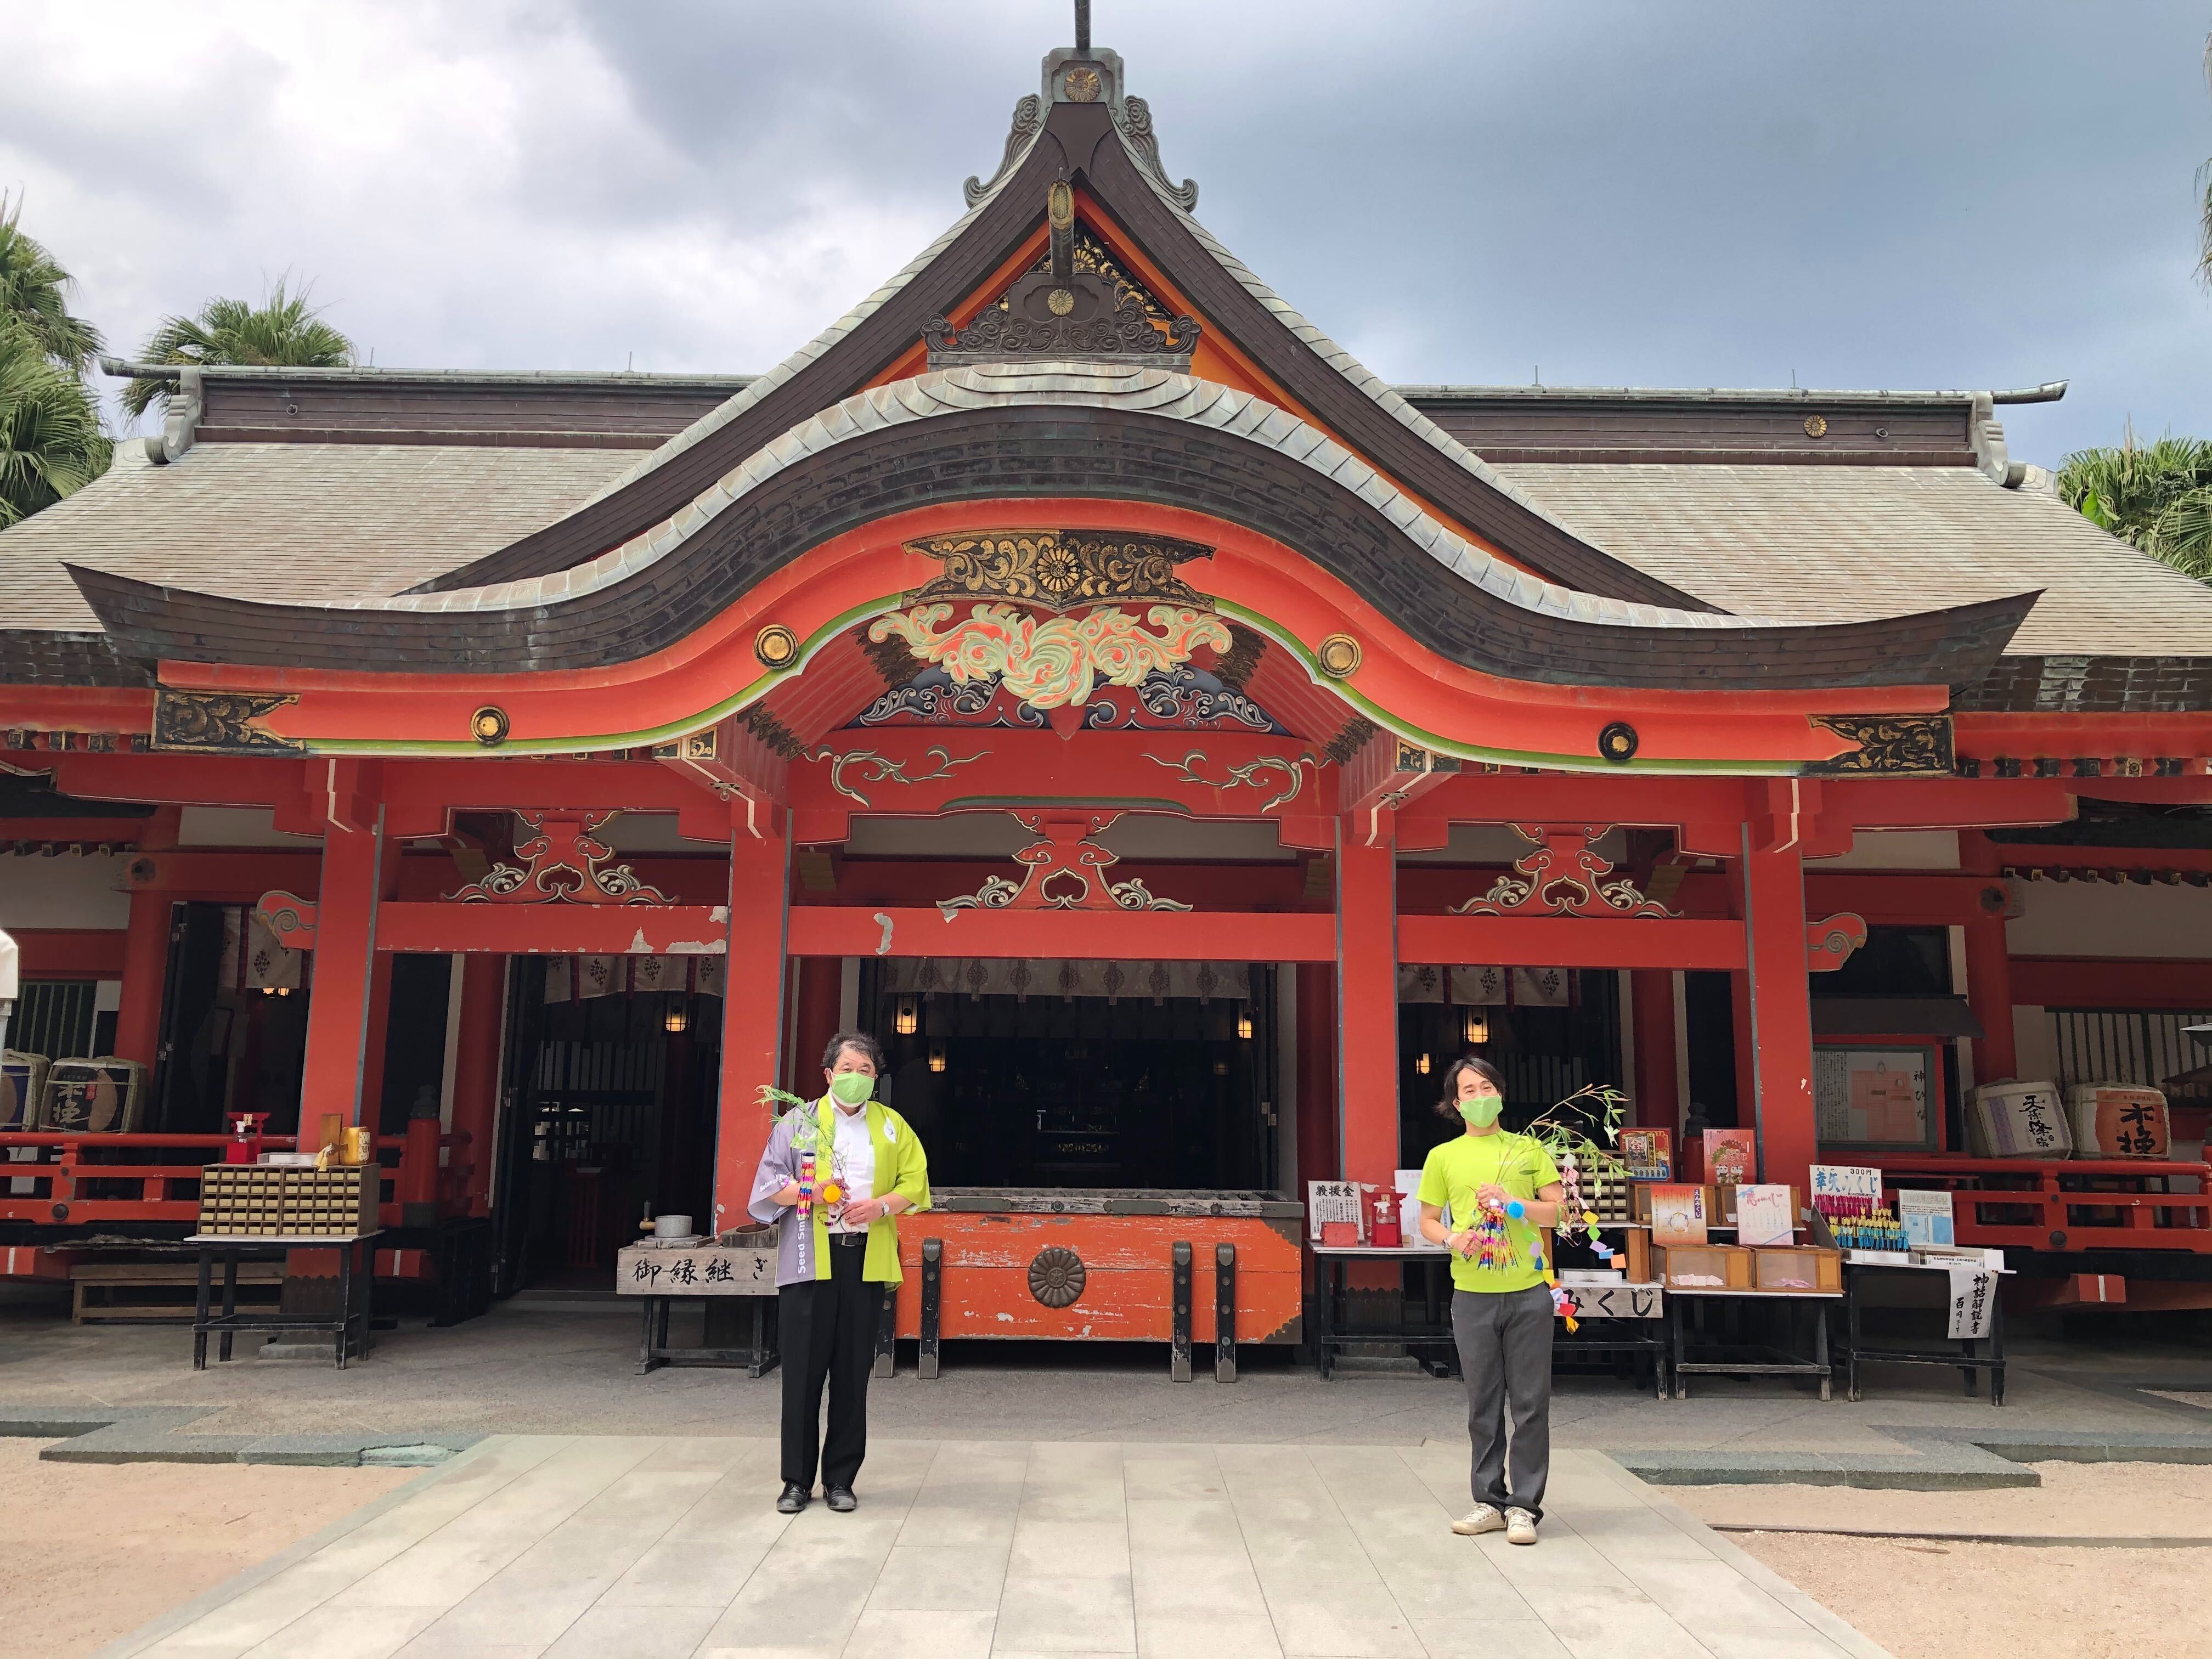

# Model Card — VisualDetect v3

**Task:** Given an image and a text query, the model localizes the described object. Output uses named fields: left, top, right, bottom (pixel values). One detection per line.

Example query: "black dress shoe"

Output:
left=825, top=1485, right=857, bottom=1513
left=776, top=1482, right=810, bottom=1514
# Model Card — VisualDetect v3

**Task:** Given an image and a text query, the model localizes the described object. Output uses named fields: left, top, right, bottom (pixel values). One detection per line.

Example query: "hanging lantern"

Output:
left=1236, top=1006, right=1254, bottom=1040
left=928, top=1040, right=947, bottom=1074
left=1463, top=1009, right=1489, bottom=1046
left=1415, top=1052, right=1432, bottom=1075
left=895, top=994, right=920, bottom=1036
left=664, top=1000, right=688, bottom=1035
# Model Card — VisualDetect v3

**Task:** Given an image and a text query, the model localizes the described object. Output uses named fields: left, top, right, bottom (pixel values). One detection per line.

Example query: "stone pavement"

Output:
left=9, top=1296, right=2212, bottom=1482
left=97, top=1437, right=1890, bottom=1659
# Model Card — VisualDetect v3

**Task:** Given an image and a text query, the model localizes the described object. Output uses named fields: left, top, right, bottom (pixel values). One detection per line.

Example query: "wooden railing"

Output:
left=1870, top=1155, right=2212, bottom=1254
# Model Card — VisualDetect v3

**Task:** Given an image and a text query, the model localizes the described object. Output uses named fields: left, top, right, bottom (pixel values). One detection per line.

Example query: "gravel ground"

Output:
left=0, top=1439, right=414, bottom=1659
left=1675, top=1463, right=2212, bottom=1659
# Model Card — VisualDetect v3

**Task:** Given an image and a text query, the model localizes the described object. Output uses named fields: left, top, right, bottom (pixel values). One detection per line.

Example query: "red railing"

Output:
left=1870, top=1155, right=2212, bottom=1255
left=0, top=1130, right=466, bottom=1230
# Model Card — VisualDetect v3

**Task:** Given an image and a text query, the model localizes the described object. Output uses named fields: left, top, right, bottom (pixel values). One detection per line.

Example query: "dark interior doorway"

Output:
left=1396, top=968, right=1624, bottom=1166
left=865, top=966, right=1279, bottom=1190
left=494, top=960, right=720, bottom=1292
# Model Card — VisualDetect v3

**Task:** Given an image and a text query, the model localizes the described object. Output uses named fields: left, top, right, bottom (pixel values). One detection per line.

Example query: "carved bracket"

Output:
left=1448, top=824, right=1678, bottom=919
left=444, top=811, right=672, bottom=905
left=937, top=810, right=1192, bottom=915
left=255, top=890, right=318, bottom=950
left=1807, top=912, right=1870, bottom=972
left=810, top=744, right=985, bottom=808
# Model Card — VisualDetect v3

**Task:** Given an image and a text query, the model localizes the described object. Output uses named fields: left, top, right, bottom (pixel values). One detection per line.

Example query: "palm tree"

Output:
left=122, top=281, right=353, bottom=417
left=2056, top=432, right=2212, bottom=582
left=0, top=324, right=112, bottom=528
left=0, top=193, right=103, bottom=376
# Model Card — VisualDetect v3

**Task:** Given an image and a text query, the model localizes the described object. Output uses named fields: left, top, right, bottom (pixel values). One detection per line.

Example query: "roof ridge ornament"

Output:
left=1113, top=95, right=1197, bottom=213
left=963, top=95, right=1043, bottom=209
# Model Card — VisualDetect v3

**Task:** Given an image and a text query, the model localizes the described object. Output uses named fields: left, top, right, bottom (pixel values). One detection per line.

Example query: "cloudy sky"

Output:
left=3, top=0, right=2210, bottom=464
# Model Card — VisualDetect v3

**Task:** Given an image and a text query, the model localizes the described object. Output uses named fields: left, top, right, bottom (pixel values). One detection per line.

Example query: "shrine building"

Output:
left=6, top=20, right=2212, bottom=1344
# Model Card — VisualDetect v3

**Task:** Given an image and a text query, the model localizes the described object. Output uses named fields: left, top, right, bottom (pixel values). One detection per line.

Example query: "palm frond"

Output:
left=0, top=193, right=103, bottom=376
left=125, top=280, right=354, bottom=415
left=0, top=324, right=112, bottom=528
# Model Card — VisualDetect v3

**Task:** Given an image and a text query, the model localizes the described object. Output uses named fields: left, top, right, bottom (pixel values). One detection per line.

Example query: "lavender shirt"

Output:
left=746, top=1106, right=827, bottom=1287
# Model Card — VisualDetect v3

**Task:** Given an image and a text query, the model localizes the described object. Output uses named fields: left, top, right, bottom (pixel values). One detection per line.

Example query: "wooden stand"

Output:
left=188, top=1233, right=377, bottom=1368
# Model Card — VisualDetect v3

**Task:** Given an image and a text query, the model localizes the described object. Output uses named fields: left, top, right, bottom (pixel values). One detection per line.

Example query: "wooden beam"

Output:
left=1397, top=914, right=1746, bottom=970
left=786, top=906, right=1338, bottom=962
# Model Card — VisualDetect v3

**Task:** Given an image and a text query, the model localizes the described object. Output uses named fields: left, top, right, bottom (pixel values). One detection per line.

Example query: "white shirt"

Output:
left=828, top=1104, right=876, bottom=1233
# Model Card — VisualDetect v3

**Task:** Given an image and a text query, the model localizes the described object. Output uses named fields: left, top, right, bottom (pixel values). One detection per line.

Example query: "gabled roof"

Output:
left=67, top=359, right=2029, bottom=695
left=407, top=44, right=1707, bottom=611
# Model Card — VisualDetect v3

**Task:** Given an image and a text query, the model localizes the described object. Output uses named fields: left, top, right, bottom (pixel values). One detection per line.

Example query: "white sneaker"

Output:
left=1451, top=1503, right=1505, bottom=1536
left=1505, top=1507, right=1538, bottom=1545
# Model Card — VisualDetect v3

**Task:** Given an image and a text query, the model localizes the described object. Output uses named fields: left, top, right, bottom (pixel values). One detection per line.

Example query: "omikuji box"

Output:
left=1751, top=1246, right=1841, bottom=1293
left=1652, top=1244, right=1752, bottom=1290
left=198, top=1165, right=379, bottom=1237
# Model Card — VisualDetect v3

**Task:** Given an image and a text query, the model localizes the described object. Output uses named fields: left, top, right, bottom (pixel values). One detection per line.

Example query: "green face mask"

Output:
left=830, top=1072, right=874, bottom=1107
left=1458, top=1095, right=1503, bottom=1127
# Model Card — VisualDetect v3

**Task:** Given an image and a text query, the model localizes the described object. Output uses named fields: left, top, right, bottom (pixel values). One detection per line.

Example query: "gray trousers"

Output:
left=1451, top=1284, right=1554, bottom=1519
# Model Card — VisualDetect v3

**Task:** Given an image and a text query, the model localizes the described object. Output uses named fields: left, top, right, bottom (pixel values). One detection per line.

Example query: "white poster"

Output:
left=1735, top=1184, right=1796, bottom=1246
left=1947, top=1266, right=1997, bottom=1339
left=1900, top=1189, right=1956, bottom=1248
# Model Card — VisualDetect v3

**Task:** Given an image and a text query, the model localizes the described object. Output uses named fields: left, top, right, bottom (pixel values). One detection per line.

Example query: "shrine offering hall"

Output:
left=7, top=26, right=2212, bottom=1354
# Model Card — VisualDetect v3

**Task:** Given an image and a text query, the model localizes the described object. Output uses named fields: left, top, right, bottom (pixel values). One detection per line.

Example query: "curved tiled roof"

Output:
left=374, top=362, right=1745, bottom=628
left=66, top=358, right=2031, bottom=693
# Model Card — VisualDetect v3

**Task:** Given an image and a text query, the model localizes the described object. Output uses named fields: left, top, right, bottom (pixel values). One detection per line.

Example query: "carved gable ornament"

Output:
left=926, top=182, right=1198, bottom=366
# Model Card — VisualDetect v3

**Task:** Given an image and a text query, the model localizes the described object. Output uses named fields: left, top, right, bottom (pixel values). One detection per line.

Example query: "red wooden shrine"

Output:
left=7, top=23, right=2212, bottom=1333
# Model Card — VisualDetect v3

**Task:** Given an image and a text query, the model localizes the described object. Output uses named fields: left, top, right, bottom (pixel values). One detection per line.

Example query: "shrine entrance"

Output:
left=864, top=960, right=1283, bottom=1192
left=492, top=958, right=722, bottom=1294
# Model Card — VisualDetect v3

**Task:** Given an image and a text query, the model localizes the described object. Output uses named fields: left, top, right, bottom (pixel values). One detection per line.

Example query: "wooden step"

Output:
left=71, top=1261, right=284, bottom=1324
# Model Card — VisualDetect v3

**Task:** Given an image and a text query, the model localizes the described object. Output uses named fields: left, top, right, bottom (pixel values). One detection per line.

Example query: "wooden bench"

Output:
left=71, top=1261, right=284, bottom=1324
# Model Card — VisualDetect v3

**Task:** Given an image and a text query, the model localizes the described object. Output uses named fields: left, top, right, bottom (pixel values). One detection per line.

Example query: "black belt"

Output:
left=830, top=1232, right=868, bottom=1248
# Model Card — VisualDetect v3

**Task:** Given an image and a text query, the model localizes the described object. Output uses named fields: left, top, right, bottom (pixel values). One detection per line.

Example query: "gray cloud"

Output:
left=2, top=0, right=2207, bottom=463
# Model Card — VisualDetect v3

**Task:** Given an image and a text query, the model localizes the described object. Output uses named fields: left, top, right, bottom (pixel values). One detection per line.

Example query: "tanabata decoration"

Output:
left=1520, top=1084, right=1628, bottom=1258
left=757, top=1086, right=825, bottom=1220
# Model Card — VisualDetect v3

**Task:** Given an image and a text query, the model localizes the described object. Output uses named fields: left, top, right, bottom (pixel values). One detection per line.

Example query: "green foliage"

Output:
left=2056, top=435, right=2212, bottom=582
left=123, top=281, right=353, bottom=416
left=1521, top=1083, right=1627, bottom=1171
left=0, top=323, right=112, bottom=528
left=0, top=194, right=103, bottom=376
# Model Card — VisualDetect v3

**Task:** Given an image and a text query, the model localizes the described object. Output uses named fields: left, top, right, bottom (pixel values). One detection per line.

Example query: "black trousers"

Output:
left=778, top=1237, right=879, bottom=1489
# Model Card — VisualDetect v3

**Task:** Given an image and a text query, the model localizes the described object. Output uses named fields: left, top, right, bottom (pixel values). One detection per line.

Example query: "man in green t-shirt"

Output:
left=1415, top=1056, right=1565, bottom=1545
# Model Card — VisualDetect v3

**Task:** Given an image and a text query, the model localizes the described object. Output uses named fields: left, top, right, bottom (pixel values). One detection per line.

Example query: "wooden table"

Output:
left=186, top=1233, right=378, bottom=1369
left=1664, top=1286, right=1838, bottom=1401
left=1838, top=1259, right=2007, bottom=1404
left=1309, top=1246, right=1666, bottom=1392
left=618, top=1239, right=780, bottom=1376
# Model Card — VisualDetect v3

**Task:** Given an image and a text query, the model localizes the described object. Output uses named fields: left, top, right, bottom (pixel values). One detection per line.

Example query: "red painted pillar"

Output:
left=113, top=889, right=172, bottom=1069
left=298, top=809, right=398, bottom=1130
left=449, top=953, right=505, bottom=1216
left=112, top=804, right=180, bottom=1069
left=1959, top=832, right=2018, bottom=1084
left=791, top=958, right=843, bottom=1090
left=1741, top=838, right=1817, bottom=1192
left=714, top=822, right=791, bottom=1239
left=1335, top=828, right=1398, bottom=1188
left=1629, top=968, right=1679, bottom=1130
left=1295, top=962, right=1339, bottom=1183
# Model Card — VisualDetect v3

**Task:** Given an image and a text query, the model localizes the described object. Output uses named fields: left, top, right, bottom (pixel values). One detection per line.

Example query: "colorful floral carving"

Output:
left=868, top=603, right=1231, bottom=710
